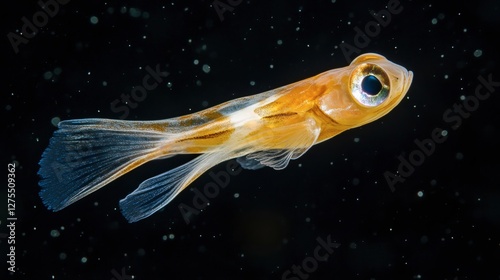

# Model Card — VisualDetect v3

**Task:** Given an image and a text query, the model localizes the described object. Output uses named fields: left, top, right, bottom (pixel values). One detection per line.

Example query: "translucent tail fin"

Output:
left=38, top=118, right=170, bottom=211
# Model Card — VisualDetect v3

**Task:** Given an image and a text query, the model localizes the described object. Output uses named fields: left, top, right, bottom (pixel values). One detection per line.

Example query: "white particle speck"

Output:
left=420, top=236, right=429, bottom=244
left=417, top=191, right=424, bottom=197
left=81, top=257, right=88, bottom=263
left=431, top=18, right=437, bottom=24
left=473, top=49, right=483, bottom=57
left=234, top=193, right=240, bottom=198
left=90, top=16, right=98, bottom=24
left=51, top=117, right=61, bottom=127
left=352, top=178, right=360, bottom=186
left=354, top=137, right=360, bottom=143
left=194, top=59, right=199, bottom=65
left=50, top=229, right=60, bottom=238
left=129, top=8, right=142, bottom=18
left=138, top=248, right=146, bottom=256
left=277, top=39, right=283, bottom=45
left=441, top=130, right=448, bottom=137
left=43, top=71, right=53, bottom=80
left=249, top=81, right=255, bottom=86
left=169, top=233, right=175, bottom=239
left=202, top=64, right=211, bottom=73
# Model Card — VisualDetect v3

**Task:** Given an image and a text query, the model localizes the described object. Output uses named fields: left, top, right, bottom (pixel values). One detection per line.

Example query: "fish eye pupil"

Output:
left=361, top=75, right=382, bottom=96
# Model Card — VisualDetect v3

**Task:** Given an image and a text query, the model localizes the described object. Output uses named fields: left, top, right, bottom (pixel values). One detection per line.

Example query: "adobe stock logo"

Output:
left=385, top=73, right=500, bottom=191
left=110, top=267, right=132, bottom=280
left=7, top=0, right=71, bottom=54
left=281, top=235, right=340, bottom=280
left=212, top=0, right=242, bottom=21
left=178, top=159, right=242, bottom=224
left=340, top=0, right=403, bottom=63
left=110, top=64, right=169, bottom=119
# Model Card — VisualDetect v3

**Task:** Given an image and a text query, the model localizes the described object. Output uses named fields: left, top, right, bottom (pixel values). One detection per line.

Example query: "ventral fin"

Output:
left=119, top=151, right=232, bottom=223
left=236, top=157, right=265, bottom=170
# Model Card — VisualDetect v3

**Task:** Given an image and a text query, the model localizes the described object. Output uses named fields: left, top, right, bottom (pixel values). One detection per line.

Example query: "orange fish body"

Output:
left=38, top=53, right=413, bottom=222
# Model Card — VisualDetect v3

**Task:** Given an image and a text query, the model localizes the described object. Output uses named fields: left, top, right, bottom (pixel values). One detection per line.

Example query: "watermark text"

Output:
left=8, top=0, right=71, bottom=54
left=282, top=234, right=340, bottom=280
left=110, top=267, right=132, bottom=280
left=110, top=64, right=169, bottom=119
left=178, top=159, right=242, bottom=224
left=212, top=0, right=242, bottom=21
left=340, top=0, right=403, bottom=63
left=385, top=73, right=499, bottom=191
left=7, top=163, right=17, bottom=273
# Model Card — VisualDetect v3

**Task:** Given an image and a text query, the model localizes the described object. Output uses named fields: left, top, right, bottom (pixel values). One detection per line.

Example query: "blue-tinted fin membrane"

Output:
left=38, top=119, right=168, bottom=212
left=236, top=157, right=266, bottom=170
left=119, top=152, right=231, bottom=223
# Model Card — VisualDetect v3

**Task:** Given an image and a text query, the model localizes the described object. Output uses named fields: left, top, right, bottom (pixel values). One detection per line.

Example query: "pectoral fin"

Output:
left=237, top=118, right=321, bottom=170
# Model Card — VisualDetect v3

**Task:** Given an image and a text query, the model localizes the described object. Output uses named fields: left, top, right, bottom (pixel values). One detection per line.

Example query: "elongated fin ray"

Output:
left=236, top=157, right=266, bottom=170
left=38, top=119, right=170, bottom=211
left=119, top=151, right=232, bottom=223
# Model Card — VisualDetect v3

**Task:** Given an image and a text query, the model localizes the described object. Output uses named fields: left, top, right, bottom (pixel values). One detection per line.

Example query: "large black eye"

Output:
left=349, top=63, right=390, bottom=107
left=361, top=75, right=382, bottom=96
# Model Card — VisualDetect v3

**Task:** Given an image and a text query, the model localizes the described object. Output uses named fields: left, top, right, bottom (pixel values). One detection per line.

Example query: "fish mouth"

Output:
left=402, top=69, right=414, bottom=95
left=389, top=68, right=413, bottom=108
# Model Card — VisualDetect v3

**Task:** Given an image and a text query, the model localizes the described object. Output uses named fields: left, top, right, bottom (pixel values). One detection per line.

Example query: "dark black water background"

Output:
left=2, top=0, right=500, bottom=279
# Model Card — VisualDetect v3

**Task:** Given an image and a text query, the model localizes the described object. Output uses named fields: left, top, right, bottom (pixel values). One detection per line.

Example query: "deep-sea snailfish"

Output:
left=38, top=53, right=413, bottom=223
